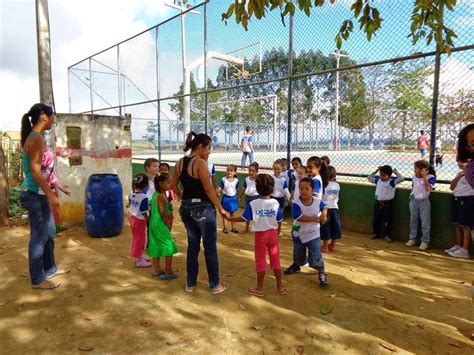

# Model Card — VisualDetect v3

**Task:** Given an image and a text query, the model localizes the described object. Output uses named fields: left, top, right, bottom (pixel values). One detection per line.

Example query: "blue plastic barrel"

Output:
left=85, top=174, right=124, bottom=238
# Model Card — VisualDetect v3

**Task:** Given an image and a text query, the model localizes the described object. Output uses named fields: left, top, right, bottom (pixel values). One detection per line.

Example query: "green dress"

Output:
left=147, top=192, right=178, bottom=258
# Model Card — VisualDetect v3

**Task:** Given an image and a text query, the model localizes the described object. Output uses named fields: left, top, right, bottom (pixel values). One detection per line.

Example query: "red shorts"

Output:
left=254, top=229, right=281, bottom=272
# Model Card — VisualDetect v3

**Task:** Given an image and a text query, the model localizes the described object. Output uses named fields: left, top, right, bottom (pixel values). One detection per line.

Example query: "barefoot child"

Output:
left=220, top=164, right=240, bottom=233
left=148, top=174, right=179, bottom=279
left=227, top=173, right=286, bottom=297
left=128, top=173, right=151, bottom=268
left=320, top=166, right=342, bottom=252
left=285, top=178, right=329, bottom=287
left=239, top=162, right=259, bottom=233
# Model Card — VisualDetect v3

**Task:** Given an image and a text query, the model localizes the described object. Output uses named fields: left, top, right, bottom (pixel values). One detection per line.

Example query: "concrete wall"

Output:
left=56, top=114, right=131, bottom=223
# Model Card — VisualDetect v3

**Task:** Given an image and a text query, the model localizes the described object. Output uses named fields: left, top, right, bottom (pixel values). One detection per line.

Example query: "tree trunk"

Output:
left=0, top=144, right=10, bottom=226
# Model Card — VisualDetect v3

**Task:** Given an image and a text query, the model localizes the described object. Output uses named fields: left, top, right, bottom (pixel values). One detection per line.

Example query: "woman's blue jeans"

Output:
left=179, top=199, right=220, bottom=289
left=20, top=190, right=57, bottom=285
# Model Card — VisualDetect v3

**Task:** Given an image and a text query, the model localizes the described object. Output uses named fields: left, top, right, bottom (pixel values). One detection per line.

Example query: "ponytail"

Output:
left=183, top=131, right=212, bottom=153
left=21, top=103, right=53, bottom=146
left=320, top=160, right=329, bottom=188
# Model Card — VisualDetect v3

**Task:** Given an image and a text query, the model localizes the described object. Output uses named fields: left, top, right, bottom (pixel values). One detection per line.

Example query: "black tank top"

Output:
left=180, top=156, right=210, bottom=202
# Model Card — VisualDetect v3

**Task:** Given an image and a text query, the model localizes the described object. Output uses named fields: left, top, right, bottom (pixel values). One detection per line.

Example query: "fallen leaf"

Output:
left=329, top=294, right=336, bottom=298
left=20, top=273, right=28, bottom=278
left=140, top=321, right=152, bottom=327
left=84, top=317, right=94, bottom=321
left=448, top=342, right=464, bottom=348
left=92, top=260, right=100, bottom=264
left=78, top=347, right=94, bottom=351
left=76, top=266, right=83, bottom=271
left=237, top=243, right=243, bottom=248
left=349, top=266, right=356, bottom=272
left=226, top=272, right=236, bottom=277
left=239, top=304, right=247, bottom=311
left=380, top=343, right=397, bottom=352
left=45, top=327, right=52, bottom=332
left=119, top=283, right=132, bottom=288
left=296, top=345, right=305, bottom=354
left=320, top=304, right=333, bottom=315
left=443, top=296, right=453, bottom=301
left=252, top=325, right=266, bottom=331
left=417, top=323, right=424, bottom=329
left=374, top=294, right=386, bottom=300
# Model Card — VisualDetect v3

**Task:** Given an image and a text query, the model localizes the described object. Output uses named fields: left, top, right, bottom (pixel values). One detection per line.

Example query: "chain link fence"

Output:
left=69, top=0, right=474, bottom=191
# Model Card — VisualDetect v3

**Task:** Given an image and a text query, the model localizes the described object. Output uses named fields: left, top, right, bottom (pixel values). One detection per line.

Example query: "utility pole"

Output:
left=36, top=0, right=54, bottom=107
left=331, top=50, right=347, bottom=151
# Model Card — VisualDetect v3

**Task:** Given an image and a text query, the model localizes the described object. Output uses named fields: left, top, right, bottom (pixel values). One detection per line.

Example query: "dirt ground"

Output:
left=1, top=209, right=473, bottom=354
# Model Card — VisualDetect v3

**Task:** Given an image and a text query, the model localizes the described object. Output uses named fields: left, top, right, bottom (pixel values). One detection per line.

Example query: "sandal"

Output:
left=46, top=268, right=70, bottom=279
left=276, top=286, right=288, bottom=295
left=32, top=280, right=60, bottom=290
left=159, top=273, right=178, bottom=280
left=247, top=287, right=264, bottom=297
left=185, top=284, right=195, bottom=293
left=231, top=229, right=239, bottom=234
left=152, top=270, right=165, bottom=277
left=211, top=282, right=229, bottom=295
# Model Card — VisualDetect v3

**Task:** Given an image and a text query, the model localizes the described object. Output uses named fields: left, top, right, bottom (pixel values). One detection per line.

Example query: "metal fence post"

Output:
left=204, top=2, right=208, bottom=134
left=287, top=11, right=294, bottom=162
left=117, top=45, right=122, bottom=116
left=88, top=57, right=93, bottom=114
left=155, top=26, right=162, bottom=162
left=429, top=47, right=441, bottom=168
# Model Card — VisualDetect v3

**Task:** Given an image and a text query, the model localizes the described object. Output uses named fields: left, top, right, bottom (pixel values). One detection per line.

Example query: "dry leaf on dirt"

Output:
left=374, top=294, right=386, bottom=300
left=239, top=304, right=247, bottom=310
left=20, top=273, right=28, bottom=277
left=140, top=321, right=152, bottom=327
left=380, top=343, right=397, bottom=352
left=349, top=266, right=356, bottom=272
left=296, top=345, right=305, bottom=354
left=119, top=283, right=132, bottom=288
left=448, top=342, right=464, bottom=348
left=226, top=272, right=236, bottom=277
left=78, top=347, right=94, bottom=351
left=45, top=327, right=52, bottom=332
left=320, top=304, right=333, bottom=315
left=251, top=325, right=266, bottom=331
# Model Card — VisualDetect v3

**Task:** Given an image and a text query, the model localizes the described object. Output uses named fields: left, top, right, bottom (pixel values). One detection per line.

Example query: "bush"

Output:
left=8, top=186, right=26, bottom=218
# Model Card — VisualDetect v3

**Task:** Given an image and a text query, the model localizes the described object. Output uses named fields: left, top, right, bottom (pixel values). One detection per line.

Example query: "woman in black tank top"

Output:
left=171, top=132, right=229, bottom=294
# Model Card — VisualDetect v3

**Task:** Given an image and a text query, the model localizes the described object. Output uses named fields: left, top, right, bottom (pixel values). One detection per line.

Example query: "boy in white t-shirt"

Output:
left=368, top=165, right=404, bottom=243
left=320, top=166, right=342, bottom=252
left=284, top=177, right=329, bottom=288
left=227, top=173, right=286, bottom=297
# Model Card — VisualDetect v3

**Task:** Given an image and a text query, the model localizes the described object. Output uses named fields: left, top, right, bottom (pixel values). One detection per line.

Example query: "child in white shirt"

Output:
left=321, top=166, right=342, bottom=252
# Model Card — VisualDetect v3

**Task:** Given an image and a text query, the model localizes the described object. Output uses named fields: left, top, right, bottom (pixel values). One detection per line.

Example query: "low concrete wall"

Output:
left=56, top=114, right=131, bottom=223
left=131, top=162, right=458, bottom=250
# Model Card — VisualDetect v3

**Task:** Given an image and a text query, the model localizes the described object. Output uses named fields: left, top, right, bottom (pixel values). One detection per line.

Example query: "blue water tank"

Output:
left=85, top=174, right=124, bottom=237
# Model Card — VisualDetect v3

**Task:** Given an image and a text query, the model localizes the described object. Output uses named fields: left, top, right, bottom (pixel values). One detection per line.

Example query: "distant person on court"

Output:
left=456, top=124, right=474, bottom=189
left=284, top=178, right=329, bottom=288
left=445, top=162, right=473, bottom=259
left=20, top=103, right=71, bottom=290
left=227, top=173, right=287, bottom=297
left=171, top=132, right=229, bottom=294
left=238, top=162, right=259, bottom=234
left=148, top=174, right=179, bottom=279
left=320, top=166, right=342, bottom=252
left=417, top=130, right=430, bottom=158
left=219, top=164, right=240, bottom=234
left=367, top=165, right=404, bottom=243
left=406, top=160, right=436, bottom=251
left=128, top=173, right=151, bottom=268
left=241, top=126, right=254, bottom=168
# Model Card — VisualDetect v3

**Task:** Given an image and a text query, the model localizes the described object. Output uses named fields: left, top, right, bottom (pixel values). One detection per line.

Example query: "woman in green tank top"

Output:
left=19, top=103, right=69, bottom=290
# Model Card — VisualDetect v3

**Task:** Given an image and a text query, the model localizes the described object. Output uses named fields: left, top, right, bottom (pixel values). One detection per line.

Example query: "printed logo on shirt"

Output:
left=256, top=208, right=277, bottom=217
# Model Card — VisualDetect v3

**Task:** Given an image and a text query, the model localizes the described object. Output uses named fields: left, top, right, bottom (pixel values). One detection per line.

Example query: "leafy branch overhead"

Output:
left=214, top=0, right=458, bottom=53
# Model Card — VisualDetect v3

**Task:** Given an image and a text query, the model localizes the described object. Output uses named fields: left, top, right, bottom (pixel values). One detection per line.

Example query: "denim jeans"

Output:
left=293, top=237, right=324, bottom=273
left=179, top=199, right=219, bottom=288
left=241, top=151, right=254, bottom=168
left=409, top=198, right=431, bottom=243
left=20, top=190, right=57, bottom=285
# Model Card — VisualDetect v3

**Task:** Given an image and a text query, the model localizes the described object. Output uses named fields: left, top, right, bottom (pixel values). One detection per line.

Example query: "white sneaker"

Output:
left=448, top=248, right=469, bottom=259
left=419, top=242, right=429, bottom=251
left=444, top=245, right=460, bottom=254
left=406, top=240, right=416, bottom=247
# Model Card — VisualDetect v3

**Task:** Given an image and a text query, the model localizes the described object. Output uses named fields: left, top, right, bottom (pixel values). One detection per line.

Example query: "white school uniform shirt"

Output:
left=312, top=175, right=323, bottom=200
left=242, top=198, right=283, bottom=232
left=410, top=174, right=436, bottom=200
left=272, top=174, right=290, bottom=199
left=128, top=192, right=149, bottom=220
left=282, top=169, right=295, bottom=188
left=322, top=180, right=340, bottom=209
left=146, top=178, right=156, bottom=201
left=243, top=176, right=258, bottom=197
left=453, top=171, right=474, bottom=197
left=292, top=197, right=327, bottom=243
left=368, top=172, right=404, bottom=201
left=220, top=177, right=239, bottom=197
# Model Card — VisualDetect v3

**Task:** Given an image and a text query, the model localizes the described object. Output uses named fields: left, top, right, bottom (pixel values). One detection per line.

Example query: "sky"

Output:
left=1, top=0, right=473, bottom=134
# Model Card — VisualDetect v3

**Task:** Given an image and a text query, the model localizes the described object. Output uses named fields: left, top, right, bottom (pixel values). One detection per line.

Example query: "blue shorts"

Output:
left=320, top=209, right=342, bottom=240
left=222, top=194, right=238, bottom=213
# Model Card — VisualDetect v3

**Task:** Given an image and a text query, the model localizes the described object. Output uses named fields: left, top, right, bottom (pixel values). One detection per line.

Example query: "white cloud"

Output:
left=0, top=0, right=179, bottom=131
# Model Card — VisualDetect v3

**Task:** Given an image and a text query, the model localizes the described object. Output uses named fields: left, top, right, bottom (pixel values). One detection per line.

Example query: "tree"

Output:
left=438, top=89, right=474, bottom=139
left=217, top=0, right=458, bottom=54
